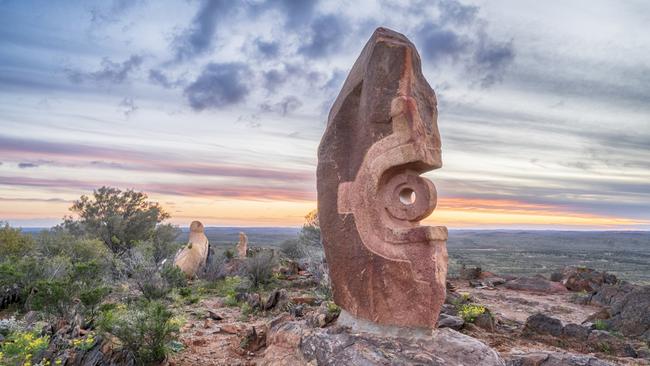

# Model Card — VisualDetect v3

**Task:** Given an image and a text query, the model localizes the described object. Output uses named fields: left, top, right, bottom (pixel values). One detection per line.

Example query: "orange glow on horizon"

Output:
left=1, top=195, right=647, bottom=230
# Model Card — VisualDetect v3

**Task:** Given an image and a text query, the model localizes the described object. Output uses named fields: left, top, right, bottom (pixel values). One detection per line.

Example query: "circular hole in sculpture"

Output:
left=399, top=188, right=416, bottom=205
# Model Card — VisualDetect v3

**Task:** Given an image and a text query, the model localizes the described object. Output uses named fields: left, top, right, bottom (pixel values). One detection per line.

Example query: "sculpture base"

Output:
left=337, top=309, right=434, bottom=340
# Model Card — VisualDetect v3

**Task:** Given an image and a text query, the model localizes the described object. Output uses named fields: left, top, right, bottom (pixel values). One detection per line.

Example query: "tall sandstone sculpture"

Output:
left=174, top=221, right=209, bottom=278
left=317, top=27, right=448, bottom=329
left=237, top=232, right=248, bottom=258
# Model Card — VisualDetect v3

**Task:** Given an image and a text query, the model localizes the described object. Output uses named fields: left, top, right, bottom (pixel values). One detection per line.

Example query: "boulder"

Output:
left=590, top=282, right=636, bottom=307
left=263, top=289, right=289, bottom=311
left=607, top=285, right=650, bottom=340
left=524, top=313, right=563, bottom=337
left=437, top=313, right=464, bottom=330
left=504, top=276, right=567, bottom=294
left=173, top=221, right=209, bottom=278
left=460, top=265, right=483, bottom=280
left=561, top=267, right=618, bottom=292
left=562, top=323, right=591, bottom=341
left=475, top=312, right=496, bottom=332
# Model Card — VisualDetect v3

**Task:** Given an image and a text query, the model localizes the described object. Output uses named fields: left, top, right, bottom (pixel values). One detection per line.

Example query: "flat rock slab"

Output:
left=506, top=351, right=615, bottom=366
left=263, top=320, right=505, bottom=366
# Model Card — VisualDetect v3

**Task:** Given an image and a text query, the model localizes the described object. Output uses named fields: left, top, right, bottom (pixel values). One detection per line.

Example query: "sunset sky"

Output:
left=1, top=0, right=649, bottom=229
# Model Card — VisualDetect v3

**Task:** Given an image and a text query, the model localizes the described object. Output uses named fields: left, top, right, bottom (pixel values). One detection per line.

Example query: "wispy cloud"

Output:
left=66, top=55, right=143, bottom=84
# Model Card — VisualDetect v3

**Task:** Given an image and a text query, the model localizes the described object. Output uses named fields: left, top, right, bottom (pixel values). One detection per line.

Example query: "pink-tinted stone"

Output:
left=237, top=232, right=248, bottom=258
left=317, top=27, right=448, bottom=329
left=174, top=221, right=209, bottom=277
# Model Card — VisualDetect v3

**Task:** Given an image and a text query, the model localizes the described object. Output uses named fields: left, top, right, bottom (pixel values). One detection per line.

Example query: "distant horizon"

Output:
left=13, top=224, right=650, bottom=233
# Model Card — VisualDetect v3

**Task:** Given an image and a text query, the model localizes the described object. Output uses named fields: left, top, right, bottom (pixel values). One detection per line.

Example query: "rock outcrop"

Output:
left=506, top=351, right=615, bottom=366
left=263, top=320, right=505, bottom=366
left=588, top=282, right=650, bottom=340
left=560, top=267, right=618, bottom=292
left=317, top=27, right=448, bottom=329
left=504, top=276, right=568, bottom=294
left=174, top=221, right=209, bottom=278
left=237, top=232, right=248, bottom=258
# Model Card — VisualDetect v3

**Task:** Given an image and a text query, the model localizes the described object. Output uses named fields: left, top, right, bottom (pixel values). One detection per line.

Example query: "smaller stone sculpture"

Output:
left=174, top=221, right=209, bottom=278
left=237, top=232, right=248, bottom=258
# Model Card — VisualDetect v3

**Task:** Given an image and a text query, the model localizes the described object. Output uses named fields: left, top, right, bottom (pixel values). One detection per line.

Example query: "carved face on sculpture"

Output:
left=317, top=27, right=448, bottom=328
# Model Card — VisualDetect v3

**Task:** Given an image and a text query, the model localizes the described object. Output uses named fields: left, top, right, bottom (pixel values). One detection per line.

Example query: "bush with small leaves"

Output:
left=280, top=239, right=304, bottom=260
left=458, top=304, right=487, bottom=323
left=202, top=251, right=228, bottom=281
left=161, top=264, right=187, bottom=289
left=245, top=252, right=276, bottom=290
left=594, top=319, right=608, bottom=331
left=99, top=300, right=179, bottom=365
left=0, top=328, right=49, bottom=366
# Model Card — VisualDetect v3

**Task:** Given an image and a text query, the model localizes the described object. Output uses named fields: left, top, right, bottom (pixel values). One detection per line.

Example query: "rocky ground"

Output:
left=5, top=255, right=646, bottom=365
left=163, top=264, right=650, bottom=366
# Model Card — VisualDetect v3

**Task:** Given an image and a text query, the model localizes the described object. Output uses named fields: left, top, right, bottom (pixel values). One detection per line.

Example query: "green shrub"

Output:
left=161, top=264, right=187, bottom=289
left=458, top=304, right=487, bottom=323
left=0, top=222, right=34, bottom=260
left=126, top=249, right=186, bottom=301
left=245, top=252, right=275, bottom=289
left=594, top=319, right=608, bottom=330
left=280, top=239, right=304, bottom=260
left=28, top=260, right=110, bottom=322
left=202, top=251, right=227, bottom=281
left=0, top=329, right=49, bottom=365
left=211, top=276, right=242, bottom=297
left=99, top=301, right=179, bottom=365
left=224, top=294, right=239, bottom=307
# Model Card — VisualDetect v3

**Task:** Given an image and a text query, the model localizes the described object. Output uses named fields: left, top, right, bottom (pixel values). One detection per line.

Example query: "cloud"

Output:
left=250, top=0, right=318, bottom=29
left=148, top=69, right=181, bottom=88
left=119, top=97, right=138, bottom=116
left=18, top=162, right=38, bottom=169
left=172, top=0, right=237, bottom=62
left=259, top=96, right=303, bottom=116
left=0, top=135, right=314, bottom=182
left=89, top=0, right=140, bottom=25
left=472, top=32, right=515, bottom=86
left=67, top=55, right=143, bottom=84
left=298, top=14, right=348, bottom=58
left=413, top=1, right=515, bottom=87
left=0, top=176, right=315, bottom=202
left=436, top=0, right=479, bottom=26
left=417, top=24, right=468, bottom=62
left=184, top=62, right=250, bottom=110
left=254, top=38, right=280, bottom=58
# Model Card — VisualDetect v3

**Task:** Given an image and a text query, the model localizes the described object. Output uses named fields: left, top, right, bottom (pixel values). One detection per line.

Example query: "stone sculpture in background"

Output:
left=174, top=221, right=209, bottom=278
left=237, top=232, right=248, bottom=258
left=317, top=27, right=448, bottom=330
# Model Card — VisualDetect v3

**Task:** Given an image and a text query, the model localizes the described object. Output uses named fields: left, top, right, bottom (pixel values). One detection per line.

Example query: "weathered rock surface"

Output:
left=174, top=221, right=209, bottom=277
left=263, top=320, right=505, bottom=366
left=237, top=232, right=248, bottom=258
left=317, top=26, right=448, bottom=329
left=561, top=267, right=618, bottom=292
left=606, top=285, right=650, bottom=340
left=438, top=313, right=464, bottom=330
left=523, top=313, right=642, bottom=358
left=524, top=313, right=564, bottom=337
left=504, top=276, right=568, bottom=294
left=506, top=351, right=615, bottom=366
